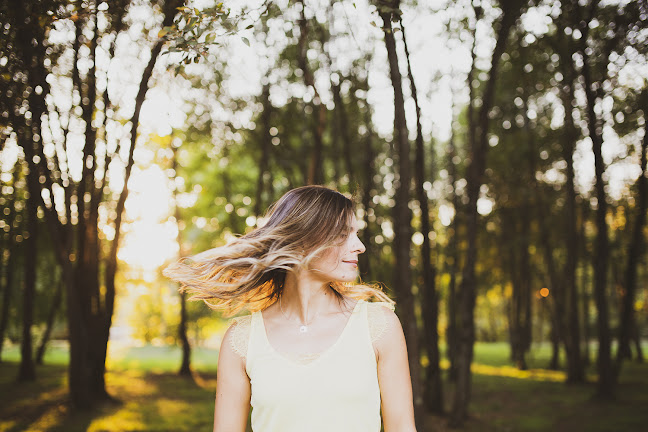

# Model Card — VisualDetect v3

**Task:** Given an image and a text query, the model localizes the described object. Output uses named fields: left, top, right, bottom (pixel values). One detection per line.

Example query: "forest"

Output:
left=0, top=0, right=647, bottom=431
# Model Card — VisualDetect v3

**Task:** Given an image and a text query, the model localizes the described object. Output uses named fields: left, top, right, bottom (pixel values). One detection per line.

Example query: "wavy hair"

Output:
left=163, top=185, right=393, bottom=315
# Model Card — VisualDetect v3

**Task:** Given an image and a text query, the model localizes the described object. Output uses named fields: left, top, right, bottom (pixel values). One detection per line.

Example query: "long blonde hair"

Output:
left=163, top=185, right=393, bottom=315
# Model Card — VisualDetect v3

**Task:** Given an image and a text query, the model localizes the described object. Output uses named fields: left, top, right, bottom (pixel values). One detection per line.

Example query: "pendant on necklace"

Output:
left=299, top=325, right=308, bottom=333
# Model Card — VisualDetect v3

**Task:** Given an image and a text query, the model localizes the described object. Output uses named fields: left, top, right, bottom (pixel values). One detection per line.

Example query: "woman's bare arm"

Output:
left=213, top=323, right=251, bottom=432
left=375, top=309, right=418, bottom=432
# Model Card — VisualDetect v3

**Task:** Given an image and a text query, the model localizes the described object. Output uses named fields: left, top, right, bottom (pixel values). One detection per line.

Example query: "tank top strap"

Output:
left=336, top=299, right=372, bottom=357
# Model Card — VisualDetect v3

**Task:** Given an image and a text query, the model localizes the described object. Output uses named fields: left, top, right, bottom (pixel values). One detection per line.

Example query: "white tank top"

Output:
left=229, top=299, right=395, bottom=432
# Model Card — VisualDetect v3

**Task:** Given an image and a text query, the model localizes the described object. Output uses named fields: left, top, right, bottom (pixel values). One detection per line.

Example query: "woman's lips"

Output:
left=343, top=260, right=358, bottom=267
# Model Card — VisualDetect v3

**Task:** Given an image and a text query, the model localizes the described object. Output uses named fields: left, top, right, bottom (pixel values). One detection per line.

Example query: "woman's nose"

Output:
left=354, top=236, right=366, bottom=254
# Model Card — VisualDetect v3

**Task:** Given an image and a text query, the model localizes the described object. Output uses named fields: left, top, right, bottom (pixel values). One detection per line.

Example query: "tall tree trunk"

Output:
left=332, top=81, right=355, bottom=187
left=0, top=240, right=16, bottom=362
left=18, top=152, right=38, bottom=382
left=377, top=1, right=423, bottom=424
left=580, top=203, right=591, bottom=367
left=36, top=276, right=64, bottom=365
left=360, top=102, right=375, bottom=280
left=548, top=311, right=561, bottom=370
left=99, top=0, right=181, bottom=401
left=632, top=312, right=644, bottom=363
left=173, top=145, right=192, bottom=377
left=616, top=102, right=648, bottom=373
left=0, top=165, right=20, bottom=362
left=297, top=0, right=325, bottom=185
left=400, top=19, right=443, bottom=413
left=450, top=1, right=522, bottom=425
left=446, top=123, right=459, bottom=382
left=580, top=0, right=613, bottom=399
left=557, top=55, right=584, bottom=381
left=254, top=83, right=273, bottom=218
left=503, top=209, right=528, bottom=370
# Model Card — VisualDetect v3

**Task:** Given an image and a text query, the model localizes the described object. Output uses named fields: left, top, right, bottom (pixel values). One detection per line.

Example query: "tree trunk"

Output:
left=580, top=1, right=614, bottom=398
left=173, top=145, right=192, bottom=377
left=0, top=165, right=20, bottom=362
left=0, top=240, right=16, bottom=362
left=254, top=83, right=273, bottom=218
left=18, top=151, right=39, bottom=382
left=558, top=67, right=584, bottom=382
left=98, top=0, right=181, bottom=401
left=450, top=1, right=521, bottom=425
left=360, top=103, right=375, bottom=280
left=580, top=204, right=591, bottom=368
left=548, top=312, right=561, bottom=370
left=297, top=0, right=325, bottom=185
left=616, top=103, right=647, bottom=374
left=401, top=18, right=443, bottom=413
left=633, top=314, right=644, bottom=363
left=446, top=124, right=459, bottom=382
left=332, top=81, right=355, bottom=187
left=502, top=209, right=528, bottom=370
left=377, top=2, right=423, bottom=424
left=36, top=277, right=64, bottom=365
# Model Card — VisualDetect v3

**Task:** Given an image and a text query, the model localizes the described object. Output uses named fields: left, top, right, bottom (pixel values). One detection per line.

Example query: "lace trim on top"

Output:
left=229, top=301, right=395, bottom=362
left=367, top=301, right=395, bottom=344
left=230, top=315, right=252, bottom=359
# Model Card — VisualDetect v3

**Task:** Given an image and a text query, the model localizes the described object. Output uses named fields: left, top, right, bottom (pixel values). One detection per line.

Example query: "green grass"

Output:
left=1, top=343, right=220, bottom=372
left=1, top=342, right=648, bottom=431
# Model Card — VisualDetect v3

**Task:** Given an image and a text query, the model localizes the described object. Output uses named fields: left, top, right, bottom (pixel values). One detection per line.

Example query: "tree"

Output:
left=400, top=16, right=443, bottom=414
left=375, top=0, right=423, bottom=423
left=450, top=0, right=523, bottom=425
left=616, top=93, right=648, bottom=371
left=1, top=0, right=181, bottom=408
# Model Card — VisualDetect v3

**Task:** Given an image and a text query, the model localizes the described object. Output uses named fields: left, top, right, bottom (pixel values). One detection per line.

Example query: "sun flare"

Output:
left=117, top=165, right=179, bottom=272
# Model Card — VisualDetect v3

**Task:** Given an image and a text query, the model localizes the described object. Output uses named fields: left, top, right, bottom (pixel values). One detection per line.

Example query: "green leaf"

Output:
left=241, top=37, right=250, bottom=46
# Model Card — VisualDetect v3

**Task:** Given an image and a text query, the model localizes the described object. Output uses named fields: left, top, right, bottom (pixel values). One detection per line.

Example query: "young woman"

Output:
left=164, top=185, right=417, bottom=432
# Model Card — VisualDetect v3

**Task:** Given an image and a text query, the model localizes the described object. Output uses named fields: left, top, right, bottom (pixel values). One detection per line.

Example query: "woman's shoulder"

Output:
left=225, top=314, right=253, bottom=359
left=365, top=301, right=398, bottom=344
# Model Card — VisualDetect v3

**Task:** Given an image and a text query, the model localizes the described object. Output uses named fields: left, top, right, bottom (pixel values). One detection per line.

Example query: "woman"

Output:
left=164, top=185, right=417, bottom=432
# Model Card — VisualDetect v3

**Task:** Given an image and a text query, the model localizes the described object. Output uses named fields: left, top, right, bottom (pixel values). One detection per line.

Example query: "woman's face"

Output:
left=308, top=214, right=366, bottom=282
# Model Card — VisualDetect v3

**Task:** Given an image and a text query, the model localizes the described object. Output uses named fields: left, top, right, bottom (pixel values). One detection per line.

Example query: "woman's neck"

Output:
left=280, top=270, right=336, bottom=324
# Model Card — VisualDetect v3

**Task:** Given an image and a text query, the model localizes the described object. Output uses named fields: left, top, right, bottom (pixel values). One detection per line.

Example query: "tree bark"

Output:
left=17, top=151, right=39, bottom=382
left=377, top=1, right=423, bottom=424
left=400, top=17, right=443, bottom=414
left=0, top=165, right=20, bottom=362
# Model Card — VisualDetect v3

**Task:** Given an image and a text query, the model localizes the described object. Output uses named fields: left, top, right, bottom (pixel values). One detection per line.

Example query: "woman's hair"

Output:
left=163, top=185, right=393, bottom=315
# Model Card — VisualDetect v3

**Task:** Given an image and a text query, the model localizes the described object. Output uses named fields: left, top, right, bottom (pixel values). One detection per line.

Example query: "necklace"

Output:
left=279, top=295, right=318, bottom=333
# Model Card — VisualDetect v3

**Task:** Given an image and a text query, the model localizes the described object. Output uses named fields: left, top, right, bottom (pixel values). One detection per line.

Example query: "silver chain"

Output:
left=279, top=294, right=319, bottom=332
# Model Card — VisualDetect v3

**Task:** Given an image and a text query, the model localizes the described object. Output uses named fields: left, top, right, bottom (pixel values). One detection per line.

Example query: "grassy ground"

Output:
left=1, top=342, right=647, bottom=431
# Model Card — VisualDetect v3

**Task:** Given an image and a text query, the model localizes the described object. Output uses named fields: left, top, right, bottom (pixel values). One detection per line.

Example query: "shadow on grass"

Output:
left=0, top=362, right=218, bottom=432
left=425, top=361, right=648, bottom=432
